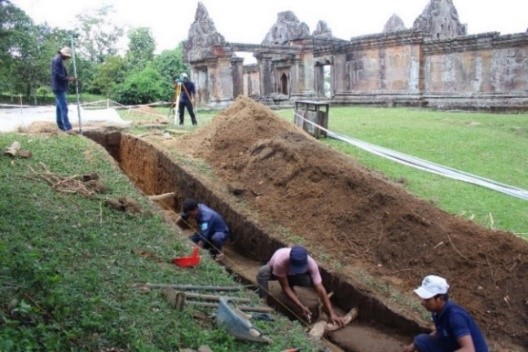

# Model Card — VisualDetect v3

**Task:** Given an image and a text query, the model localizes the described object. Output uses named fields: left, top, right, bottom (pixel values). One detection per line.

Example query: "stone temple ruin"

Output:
left=184, top=0, right=528, bottom=111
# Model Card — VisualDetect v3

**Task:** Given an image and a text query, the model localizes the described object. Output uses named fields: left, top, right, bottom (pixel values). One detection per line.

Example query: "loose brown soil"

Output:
left=153, top=96, right=528, bottom=349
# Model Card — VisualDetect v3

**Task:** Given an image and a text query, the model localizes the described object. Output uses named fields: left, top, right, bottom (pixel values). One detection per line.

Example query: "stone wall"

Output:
left=242, top=64, right=259, bottom=97
left=325, top=31, right=425, bottom=106
left=184, top=2, right=528, bottom=111
left=421, top=32, right=528, bottom=110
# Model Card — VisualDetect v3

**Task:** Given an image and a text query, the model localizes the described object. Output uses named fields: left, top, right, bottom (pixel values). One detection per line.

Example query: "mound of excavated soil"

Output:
left=170, top=96, right=528, bottom=347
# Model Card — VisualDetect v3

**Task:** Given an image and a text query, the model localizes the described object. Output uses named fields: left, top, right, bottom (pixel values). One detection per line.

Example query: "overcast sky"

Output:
left=11, top=0, right=528, bottom=53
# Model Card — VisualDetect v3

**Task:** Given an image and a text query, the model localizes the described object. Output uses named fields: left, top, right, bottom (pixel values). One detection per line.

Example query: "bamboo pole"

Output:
left=142, top=283, right=246, bottom=291
left=183, top=292, right=251, bottom=303
left=162, top=288, right=273, bottom=313
left=185, top=301, right=274, bottom=313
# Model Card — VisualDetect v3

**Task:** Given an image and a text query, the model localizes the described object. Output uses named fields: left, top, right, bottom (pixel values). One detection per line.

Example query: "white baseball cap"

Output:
left=414, top=275, right=449, bottom=299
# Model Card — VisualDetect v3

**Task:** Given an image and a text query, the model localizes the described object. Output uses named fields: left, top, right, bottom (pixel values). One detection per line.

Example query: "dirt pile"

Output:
left=172, top=96, right=528, bottom=347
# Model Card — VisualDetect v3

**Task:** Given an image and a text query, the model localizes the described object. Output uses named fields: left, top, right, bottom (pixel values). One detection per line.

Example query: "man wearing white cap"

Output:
left=51, top=47, right=76, bottom=133
left=404, top=275, right=489, bottom=352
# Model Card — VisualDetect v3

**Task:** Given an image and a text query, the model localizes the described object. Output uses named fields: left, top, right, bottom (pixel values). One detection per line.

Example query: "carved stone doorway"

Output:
left=315, top=63, right=333, bottom=98
left=195, top=67, right=209, bottom=105
left=280, top=73, right=288, bottom=95
left=323, top=65, right=332, bottom=98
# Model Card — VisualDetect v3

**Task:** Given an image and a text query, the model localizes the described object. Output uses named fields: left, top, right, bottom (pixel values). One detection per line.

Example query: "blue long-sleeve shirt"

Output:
left=196, top=204, right=229, bottom=241
left=51, top=54, right=69, bottom=92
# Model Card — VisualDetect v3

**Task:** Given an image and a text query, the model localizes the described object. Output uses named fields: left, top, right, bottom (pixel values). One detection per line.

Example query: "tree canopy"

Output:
left=0, top=1, right=188, bottom=105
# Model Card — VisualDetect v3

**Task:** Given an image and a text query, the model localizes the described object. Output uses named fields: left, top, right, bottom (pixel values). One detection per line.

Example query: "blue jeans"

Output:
left=189, top=231, right=228, bottom=255
left=178, top=99, right=196, bottom=125
left=54, top=91, right=72, bottom=131
left=413, top=333, right=459, bottom=352
left=256, top=264, right=313, bottom=298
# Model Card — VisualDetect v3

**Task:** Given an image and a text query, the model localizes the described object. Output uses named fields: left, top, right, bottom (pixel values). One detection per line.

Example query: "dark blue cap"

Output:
left=182, top=199, right=198, bottom=214
left=289, top=246, right=308, bottom=275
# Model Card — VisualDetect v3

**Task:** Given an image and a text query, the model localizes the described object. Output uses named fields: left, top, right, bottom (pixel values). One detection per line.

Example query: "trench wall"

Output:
left=86, top=130, right=427, bottom=336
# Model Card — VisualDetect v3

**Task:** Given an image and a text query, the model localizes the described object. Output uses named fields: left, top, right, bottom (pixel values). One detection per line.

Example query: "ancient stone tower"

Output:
left=384, top=14, right=406, bottom=33
left=413, top=0, right=467, bottom=39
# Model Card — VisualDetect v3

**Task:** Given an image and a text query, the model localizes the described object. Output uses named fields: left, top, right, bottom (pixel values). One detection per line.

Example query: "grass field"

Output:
left=0, top=133, right=325, bottom=351
left=2, top=103, right=526, bottom=350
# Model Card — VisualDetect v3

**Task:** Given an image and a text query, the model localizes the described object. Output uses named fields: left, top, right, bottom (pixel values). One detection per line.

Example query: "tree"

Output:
left=2, top=1, right=183, bottom=105
left=0, top=2, right=66, bottom=99
left=126, top=27, right=156, bottom=70
left=153, top=43, right=188, bottom=84
left=0, top=1, right=78, bottom=100
left=0, top=0, right=35, bottom=93
left=88, top=55, right=127, bottom=96
left=74, top=5, right=124, bottom=63
left=112, top=64, right=171, bottom=105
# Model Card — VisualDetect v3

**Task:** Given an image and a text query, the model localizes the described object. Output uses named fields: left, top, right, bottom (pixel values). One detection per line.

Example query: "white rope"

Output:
left=295, top=112, right=528, bottom=201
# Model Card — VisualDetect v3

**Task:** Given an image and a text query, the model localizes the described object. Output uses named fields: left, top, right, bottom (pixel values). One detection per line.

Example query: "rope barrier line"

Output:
left=177, top=217, right=312, bottom=326
left=294, top=112, right=528, bottom=201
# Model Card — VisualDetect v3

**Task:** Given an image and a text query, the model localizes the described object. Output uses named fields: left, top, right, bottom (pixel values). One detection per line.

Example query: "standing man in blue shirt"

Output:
left=404, top=275, right=489, bottom=352
left=178, top=73, right=197, bottom=126
left=180, top=199, right=229, bottom=259
left=51, top=47, right=76, bottom=134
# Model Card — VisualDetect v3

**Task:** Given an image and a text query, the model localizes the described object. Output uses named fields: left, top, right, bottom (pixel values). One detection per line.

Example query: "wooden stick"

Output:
left=485, top=254, right=497, bottom=286
left=143, top=283, right=246, bottom=291
left=39, top=161, right=51, bottom=172
left=433, top=241, right=444, bottom=249
left=99, top=202, right=103, bottom=225
left=148, top=192, right=176, bottom=201
left=447, top=235, right=469, bottom=261
left=183, top=292, right=251, bottom=303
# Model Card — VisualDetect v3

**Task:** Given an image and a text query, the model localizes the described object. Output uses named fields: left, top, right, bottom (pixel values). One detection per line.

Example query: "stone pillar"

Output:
left=258, top=56, right=273, bottom=97
left=231, top=57, right=244, bottom=99
left=332, top=53, right=347, bottom=95
left=211, top=58, right=235, bottom=107
left=192, top=66, right=210, bottom=106
left=289, top=58, right=300, bottom=97
left=314, top=64, right=325, bottom=97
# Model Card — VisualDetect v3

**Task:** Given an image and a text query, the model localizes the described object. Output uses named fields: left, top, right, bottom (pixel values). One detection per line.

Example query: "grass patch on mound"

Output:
left=275, top=107, right=528, bottom=238
left=0, top=133, right=324, bottom=351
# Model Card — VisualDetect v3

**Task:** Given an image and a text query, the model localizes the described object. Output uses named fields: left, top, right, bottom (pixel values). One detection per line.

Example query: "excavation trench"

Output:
left=86, top=130, right=426, bottom=352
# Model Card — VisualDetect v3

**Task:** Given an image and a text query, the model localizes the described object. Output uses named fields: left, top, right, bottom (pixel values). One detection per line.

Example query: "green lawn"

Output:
left=3, top=103, right=524, bottom=350
left=0, top=133, right=325, bottom=351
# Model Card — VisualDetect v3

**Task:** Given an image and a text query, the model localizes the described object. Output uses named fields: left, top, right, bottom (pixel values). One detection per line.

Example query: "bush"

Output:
left=36, top=86, right=51, bottom=96
left=112, top=65, right=171, bottom=105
